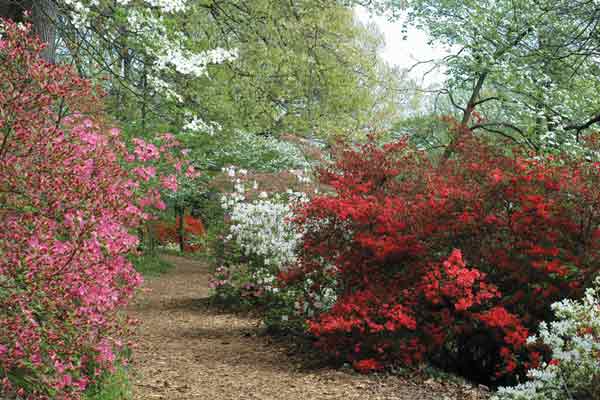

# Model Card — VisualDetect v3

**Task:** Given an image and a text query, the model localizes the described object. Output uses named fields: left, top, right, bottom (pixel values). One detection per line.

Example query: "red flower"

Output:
left=287, top=132, right=600, bottom=379
left=353, top=358, right=383, bottom=373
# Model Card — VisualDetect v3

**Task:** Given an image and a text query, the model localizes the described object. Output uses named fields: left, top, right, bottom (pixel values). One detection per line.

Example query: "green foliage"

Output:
left=83, top=366, right=132, bottom=400
left=183, top=130, right=311, bottom=173
left=367, top=0, right=600, bottom=156
left=97, top=0, right=402, bottom=144
left=209, top=262, right=305, bottom=334
left=178, top=0, right=400, bottom=138
left=131, top=253, right=174, bottom=277
left=13, top=1, right=405, bottom=148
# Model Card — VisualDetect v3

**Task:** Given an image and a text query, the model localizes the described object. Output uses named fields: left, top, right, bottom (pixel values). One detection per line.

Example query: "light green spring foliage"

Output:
left=175, top=0, right=402, bottom=140
left=187, top=130, right=312, bottom=173
left=382, top=0, right=600, bottom=155
left=31, top=0, right=403, bottom=145
left=83, top=367, right=131, bottom=400
left=131, top=253, right=174, bottom=277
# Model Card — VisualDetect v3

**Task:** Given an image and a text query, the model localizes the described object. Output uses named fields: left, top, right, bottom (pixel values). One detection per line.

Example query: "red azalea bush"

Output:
left=153, top=215, right=206, bottom=252
left=0, top=20, right=190, bottom=399
left=287, top=134, right=600, bottom=383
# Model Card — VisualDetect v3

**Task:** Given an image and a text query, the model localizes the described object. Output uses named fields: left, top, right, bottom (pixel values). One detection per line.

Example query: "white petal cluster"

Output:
left=60, top=0, right=238, bottom=101
left=182, top=113, right=222, bottom=136
left=155, top=47, right=238, bottom=78
left=495, top=276, right=600, bottom=400
left=209, top=131, right=310, bottom=172
left=299, top=277, right=338, bottom=317
left=62, top=0, right=92, bottom=28
left=220, top=168, right=308, bottom=271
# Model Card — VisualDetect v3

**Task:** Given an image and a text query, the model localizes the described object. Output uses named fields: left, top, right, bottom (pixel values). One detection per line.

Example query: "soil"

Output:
left=128, top=255, right=491, bottom=400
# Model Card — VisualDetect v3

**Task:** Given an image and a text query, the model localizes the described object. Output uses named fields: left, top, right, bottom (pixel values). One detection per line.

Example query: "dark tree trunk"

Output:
left=32, top=0, right=57, bottom=62
left=177, top=206, right=185, bottom=253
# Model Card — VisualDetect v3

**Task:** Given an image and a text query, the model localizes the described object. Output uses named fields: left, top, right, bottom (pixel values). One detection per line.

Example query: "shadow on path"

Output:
left=129, top=255, right=489, bottom=400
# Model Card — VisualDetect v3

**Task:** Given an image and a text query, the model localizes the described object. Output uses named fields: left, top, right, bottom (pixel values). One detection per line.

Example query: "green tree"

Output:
left=376, top=0, right=600, bottom=157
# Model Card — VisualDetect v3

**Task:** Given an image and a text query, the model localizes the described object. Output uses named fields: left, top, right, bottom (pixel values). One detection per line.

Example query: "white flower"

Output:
left=495, top=276, right=600, bottom=400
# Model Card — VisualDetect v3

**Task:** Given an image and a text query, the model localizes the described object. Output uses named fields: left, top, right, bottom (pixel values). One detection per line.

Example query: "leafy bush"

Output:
left=82, top=366, right=131, bottom=400
left=130, top=253, right=174, bottom=277
left=209, top=167, right=318, bottom=330
left=152, top=215, right=206, bottom=252
left=286, top=135, right=600, bottom=383
left=0, top=20, right=188, bottom=399
left=191, top=130, right=311, bottom=172
left=494, top=276, right=600, bottom=400
left=218, top=167, right=311, bottom=271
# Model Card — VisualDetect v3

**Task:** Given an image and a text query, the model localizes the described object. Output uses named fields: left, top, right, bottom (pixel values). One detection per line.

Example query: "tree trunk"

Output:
left=32, top=0, right=57, bottom=62
left=440, top=72, right=488, bottom=162
left=177, top=206, right=185, bottom=253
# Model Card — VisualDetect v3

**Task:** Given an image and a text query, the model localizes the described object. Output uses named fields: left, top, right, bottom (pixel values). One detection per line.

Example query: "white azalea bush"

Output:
left=225, top=192, right=305, bottom=270
left=495, top=276, right=600, bottom=400
left=219, top=166, right=310, bottom=270
left=210, top=166, right=337, bottom=331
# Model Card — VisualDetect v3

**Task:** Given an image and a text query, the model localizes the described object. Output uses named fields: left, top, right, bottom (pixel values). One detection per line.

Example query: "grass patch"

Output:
left=83, top=366, right=132, bottom=400
left=131, top=252, right=174, bottom=277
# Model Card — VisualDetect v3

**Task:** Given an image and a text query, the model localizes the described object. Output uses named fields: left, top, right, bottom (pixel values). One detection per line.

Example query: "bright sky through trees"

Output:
left=354, top=6, right=450, bottom=85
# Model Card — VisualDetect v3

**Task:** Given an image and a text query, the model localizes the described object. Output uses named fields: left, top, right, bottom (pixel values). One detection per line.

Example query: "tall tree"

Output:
left=1, top=0, right=403, bottom=143
left=173, top=0, right=402, bottom=139
left=376, top=0, right=600, bottom=157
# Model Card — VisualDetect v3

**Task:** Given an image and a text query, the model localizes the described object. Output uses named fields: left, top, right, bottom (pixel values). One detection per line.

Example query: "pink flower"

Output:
left=155, top=199, right=167, bottom=210
left=161, top=175, right=178, bottom=192
left=132, top=166, right=156, bottom=181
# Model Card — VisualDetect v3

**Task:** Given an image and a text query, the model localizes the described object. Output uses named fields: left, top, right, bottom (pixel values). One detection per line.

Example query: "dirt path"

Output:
left=129, top=255, right=489, bottom=400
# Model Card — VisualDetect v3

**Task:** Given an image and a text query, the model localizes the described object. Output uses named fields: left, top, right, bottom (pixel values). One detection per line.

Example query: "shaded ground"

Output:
left=129, top=255, right=490, bottom=400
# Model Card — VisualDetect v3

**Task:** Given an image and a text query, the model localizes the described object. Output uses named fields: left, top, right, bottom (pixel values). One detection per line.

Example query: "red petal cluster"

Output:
left=288, top=133, right=600, bottom=380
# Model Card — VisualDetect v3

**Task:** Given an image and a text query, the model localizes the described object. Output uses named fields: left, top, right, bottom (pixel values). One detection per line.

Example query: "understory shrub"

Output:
left=82, top=366, right=131, bottom=400
left=130, top=253, right=174, bottom=277
left=0, top=20, right=189, bottom=399
left=210, top=167, right=326, bottom=330
left=495, top=276, right=600, bottom=400
left=284, top=135, right=600, bottom=383
left=152, top=215, right=206, bottom=252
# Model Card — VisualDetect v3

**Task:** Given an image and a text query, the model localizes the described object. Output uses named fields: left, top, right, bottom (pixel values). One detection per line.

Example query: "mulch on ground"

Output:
left=128, top=255, right=491, bottom=400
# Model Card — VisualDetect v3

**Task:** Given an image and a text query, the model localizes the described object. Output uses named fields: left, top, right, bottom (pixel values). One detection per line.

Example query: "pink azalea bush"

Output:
left=0, top=19, right=191, bottom=399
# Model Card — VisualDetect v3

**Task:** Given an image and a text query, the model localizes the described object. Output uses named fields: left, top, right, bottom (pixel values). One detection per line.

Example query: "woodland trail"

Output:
left=129, top=255, right=489, bottom=400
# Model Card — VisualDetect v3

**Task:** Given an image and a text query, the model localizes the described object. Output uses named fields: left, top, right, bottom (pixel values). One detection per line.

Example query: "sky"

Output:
left=354, top=6, right=450, bottom=85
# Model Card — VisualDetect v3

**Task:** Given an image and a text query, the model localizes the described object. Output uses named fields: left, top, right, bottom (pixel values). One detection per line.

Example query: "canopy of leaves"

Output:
left=383, top=0, right=600, bottom=156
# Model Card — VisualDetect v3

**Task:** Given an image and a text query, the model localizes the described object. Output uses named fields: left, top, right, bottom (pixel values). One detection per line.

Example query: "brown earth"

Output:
left=128, top=255, right=491, bottom=400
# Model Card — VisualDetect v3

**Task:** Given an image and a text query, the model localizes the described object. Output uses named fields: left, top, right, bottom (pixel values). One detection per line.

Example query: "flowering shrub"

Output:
left=152, top=215, right=206, bottom=252
left=494, top=276, right=600, bottom=400
left=0, top=20, right=189, bottom=399
left=194, top=130, right=312, bottom=172
left=209, top=167, right=330, bottom=330
left=287, top=135, right=600, bottom=382
left=219, top=167, right=309, bottom=272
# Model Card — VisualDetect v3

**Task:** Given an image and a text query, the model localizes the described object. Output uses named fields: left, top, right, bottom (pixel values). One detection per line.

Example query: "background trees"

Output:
left=375, top=0, right=600, bottom=157
left=0, top=0, right=403, bottom=143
